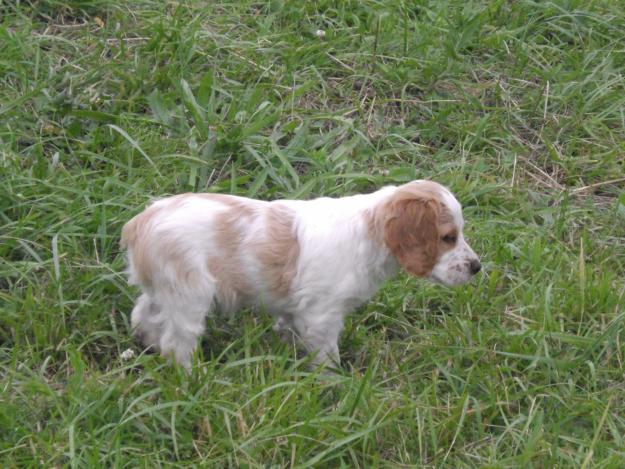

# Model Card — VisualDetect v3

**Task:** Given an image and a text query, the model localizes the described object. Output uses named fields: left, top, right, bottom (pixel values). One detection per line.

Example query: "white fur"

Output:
left=122, top=180, right=480, bottom=369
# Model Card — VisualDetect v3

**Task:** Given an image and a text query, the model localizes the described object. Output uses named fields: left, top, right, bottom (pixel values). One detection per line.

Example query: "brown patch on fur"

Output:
left=194, top=193, right=258, bottom=297
left=255, top=203, right=300, bottom=297
left=121, top=202, right=167, bottom=286
left=367, top=181, right=458, bottom=277
left=208, top=198, right=258, bottom=311
left=385, top=196, right=441, bottom=276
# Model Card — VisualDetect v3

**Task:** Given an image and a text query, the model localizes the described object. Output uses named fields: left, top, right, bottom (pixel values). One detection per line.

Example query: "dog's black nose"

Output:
left=469, top=259, right=482, bottom=275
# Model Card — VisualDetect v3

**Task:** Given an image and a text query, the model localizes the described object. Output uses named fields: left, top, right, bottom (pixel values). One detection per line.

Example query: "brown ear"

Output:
left=384, top=197, right=440, bottom=277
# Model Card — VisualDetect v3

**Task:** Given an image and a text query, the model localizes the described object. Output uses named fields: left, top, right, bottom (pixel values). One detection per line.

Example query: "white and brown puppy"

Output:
left=121, top=180, right=481, bottom=369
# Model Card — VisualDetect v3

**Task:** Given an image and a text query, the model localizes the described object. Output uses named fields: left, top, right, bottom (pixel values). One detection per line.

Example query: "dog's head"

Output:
left=380, top=180, right=480, bottom=286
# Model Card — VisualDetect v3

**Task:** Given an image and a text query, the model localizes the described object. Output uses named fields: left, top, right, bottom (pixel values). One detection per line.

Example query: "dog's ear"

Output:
left=384, top=196, right=440, bottom=277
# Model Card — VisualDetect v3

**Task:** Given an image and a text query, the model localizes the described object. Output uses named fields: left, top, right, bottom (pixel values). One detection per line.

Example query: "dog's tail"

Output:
left=120, top=214, right=139, bottom=250
left=120, top=202, right=163, bottom=286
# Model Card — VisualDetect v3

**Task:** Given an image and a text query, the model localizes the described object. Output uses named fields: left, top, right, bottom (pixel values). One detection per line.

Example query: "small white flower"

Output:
left=120, top=348, right=136, bottom=360
left=315, top=29, right=326, bottom=38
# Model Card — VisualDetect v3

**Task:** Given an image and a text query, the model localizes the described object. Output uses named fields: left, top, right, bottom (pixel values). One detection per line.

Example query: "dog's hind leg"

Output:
left=130, top=293, right=163, bottom=351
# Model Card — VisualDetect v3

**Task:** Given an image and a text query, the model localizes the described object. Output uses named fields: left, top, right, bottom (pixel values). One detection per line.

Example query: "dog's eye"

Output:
left=441, top=234, right=457, bottom=244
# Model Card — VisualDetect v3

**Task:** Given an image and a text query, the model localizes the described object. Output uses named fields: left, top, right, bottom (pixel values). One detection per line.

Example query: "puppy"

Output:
left=121, top=180, right=481, bottom=369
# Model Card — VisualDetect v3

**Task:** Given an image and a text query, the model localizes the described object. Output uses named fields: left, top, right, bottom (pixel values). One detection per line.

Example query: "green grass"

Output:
left=2, top=0, right=625, bottom=466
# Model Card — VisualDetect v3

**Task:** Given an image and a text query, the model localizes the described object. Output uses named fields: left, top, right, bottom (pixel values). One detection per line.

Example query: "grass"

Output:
left=2, top=0, right=625, bottom=466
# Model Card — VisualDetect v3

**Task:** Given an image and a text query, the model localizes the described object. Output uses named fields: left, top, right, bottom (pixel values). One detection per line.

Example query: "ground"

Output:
left=2, top=0, right=625, bottom=467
